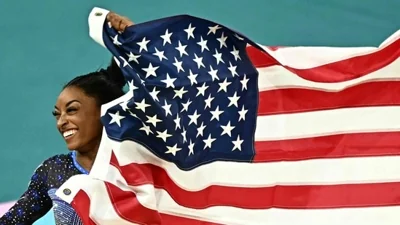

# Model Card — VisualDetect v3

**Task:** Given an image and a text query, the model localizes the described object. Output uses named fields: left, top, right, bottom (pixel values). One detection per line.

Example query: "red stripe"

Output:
left=258, top=81, right=400, bottom=116
left=254, top=132, right=400, bottom=162
left=246, top=38, right=400, bottom=83
left=110, top=152, right=400, bottom=210
left=71, top=190, right=97, bottom=225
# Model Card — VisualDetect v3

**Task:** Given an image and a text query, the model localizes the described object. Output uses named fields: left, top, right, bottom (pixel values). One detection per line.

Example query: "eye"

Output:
left=52, top=111, right=59, bottom=117
left=66, top=107, right=78, bottom=114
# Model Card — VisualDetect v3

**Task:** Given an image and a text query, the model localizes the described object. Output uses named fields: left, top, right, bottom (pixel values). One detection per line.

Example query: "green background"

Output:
left=0, top=0, right=398, bottom=202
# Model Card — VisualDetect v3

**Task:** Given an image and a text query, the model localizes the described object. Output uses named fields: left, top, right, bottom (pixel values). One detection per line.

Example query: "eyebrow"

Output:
left=54, top=100, right=81, bottom=110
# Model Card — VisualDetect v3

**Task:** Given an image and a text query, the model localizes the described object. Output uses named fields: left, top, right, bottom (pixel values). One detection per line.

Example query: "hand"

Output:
left=106, top=12, right=135, bottom=32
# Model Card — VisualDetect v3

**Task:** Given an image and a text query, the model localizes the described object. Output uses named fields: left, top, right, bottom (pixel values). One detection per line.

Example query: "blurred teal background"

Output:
left=0, top=0, right=398, bottom=224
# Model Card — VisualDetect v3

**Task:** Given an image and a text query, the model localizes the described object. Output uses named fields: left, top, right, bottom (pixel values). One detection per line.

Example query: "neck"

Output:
left=76, top=150, right=97, bottom=172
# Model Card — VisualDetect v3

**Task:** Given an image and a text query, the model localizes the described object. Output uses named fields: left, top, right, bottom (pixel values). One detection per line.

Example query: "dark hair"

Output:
left=63, top=58, right=126, bottom=106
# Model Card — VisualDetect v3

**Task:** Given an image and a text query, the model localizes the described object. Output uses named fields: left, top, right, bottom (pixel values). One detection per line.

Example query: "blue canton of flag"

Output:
left=100, top=15, right=259, bottom=170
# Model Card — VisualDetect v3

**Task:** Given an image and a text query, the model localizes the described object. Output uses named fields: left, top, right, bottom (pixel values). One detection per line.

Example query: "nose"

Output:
left=56, top=114, right=68, bottom=131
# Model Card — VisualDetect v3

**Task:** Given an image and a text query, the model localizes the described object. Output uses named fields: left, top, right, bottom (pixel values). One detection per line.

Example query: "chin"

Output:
left=66, top=142, right=80, bottom=151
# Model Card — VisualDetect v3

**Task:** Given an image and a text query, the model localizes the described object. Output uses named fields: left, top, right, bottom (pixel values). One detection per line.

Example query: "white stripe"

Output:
left=255, top=106, right=400, bottom=141
left=257, top=58, right=400, bottom=91
left=108, top=139, right=400, bottom=189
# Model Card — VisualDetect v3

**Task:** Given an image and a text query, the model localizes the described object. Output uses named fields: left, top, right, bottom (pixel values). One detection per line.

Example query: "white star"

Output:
left=161, top=73, right=176, bottom=88
left=208, top=65, right=220, bottom=81
left=184, top=23, right=196, bottom=40
left=240, top=74, right=249, bottom=90
left=153, top=47, right=168, bottom=61
left=230, top=46, right=241, bottom=61
left=234, top=33, right=244, bottom=41
left=165, top=144, right=182, bottom=156
left=139, top=123, right=153, bottom=135
left=146, top=114, right=162, bottom=127
left=207, top=24, right=222, bottom=35
left=156, top=129, right=172, bottom=142
left=228, top=62, right=239, bottom=77
left=126, top=52, right=140, bottom=64
left=173, top=57, right=185, bottom=73
left=188, top=110, right=201, bottom=125
left=217, top=32, right=228, bottom=48
left=181, top=99, right=192, bottom=113
left=108, top=111, right=125, bottom=127
left=228, top=92, right=240, bottom=108
left=210, top=106, right=224, bottom=121
left=127, top=80, right=138, bottom=91
left=197, top=122, right=206, bottom=137
left=134, top=99, right=151, bottom=113
left=181, top=128, right=187, bottom=143
left=119, top=100, right=129, bottom=111
left=187, top=70, right=198, bottom=85
left=162, top=100, right=172, bottom=116
left=149, top=87, right=160, bottom=101
left=197, top=36, right=209, bottom=52
left=173, top=87, right=188, bottom=99
left=160, top=29, right=173, bottom=46
left=174, top=114, right=181, bottom=130
left=188, top=140, right=195, bottom=156
left=142, top=63, right=159, bottom=78
left=107, top=21, right=112, bottom=28
left=204, top=94, right=214, bottom=109
left=213, top=49, right=225, bottom=65
left=203, top=134, right=216, bottom=150
left=128, top=110, right=140, bottom=119
left=238, top=106, right=248, bottom=121
left=119, top=56, right=131, bottom=68
left=218, top=78, right=231, bottom=93
left=232, top=135, right=244, bottom=151
left=193, top=53, right=205, bottom=69
left=111, top=35, right=122, bottom=46
left=137, top=37, right=150, bottom=52
left=175, top=41, right=188, bottom=57
left=196, top=83, right=209, bottom=97
left=220, top=121, right=235, bottom=137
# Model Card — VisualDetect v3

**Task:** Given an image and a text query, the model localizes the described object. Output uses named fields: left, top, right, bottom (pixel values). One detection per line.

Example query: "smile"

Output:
left=63, top=129, right=78, bottom=139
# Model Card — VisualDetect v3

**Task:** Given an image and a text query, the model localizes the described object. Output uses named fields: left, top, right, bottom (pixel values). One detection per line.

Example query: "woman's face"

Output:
left=53, top=86, right=103, bottom=153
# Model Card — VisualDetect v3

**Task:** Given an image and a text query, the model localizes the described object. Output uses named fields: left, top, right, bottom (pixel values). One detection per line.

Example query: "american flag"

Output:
left=56, top=7, right=400, bottom=225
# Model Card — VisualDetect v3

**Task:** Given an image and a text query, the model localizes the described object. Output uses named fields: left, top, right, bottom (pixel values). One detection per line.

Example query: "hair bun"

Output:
left=102, top=58, right=126, bottom=89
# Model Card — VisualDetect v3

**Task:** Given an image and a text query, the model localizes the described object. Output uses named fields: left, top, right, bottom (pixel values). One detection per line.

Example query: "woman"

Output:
left=0, top=12, right=134, bottom=225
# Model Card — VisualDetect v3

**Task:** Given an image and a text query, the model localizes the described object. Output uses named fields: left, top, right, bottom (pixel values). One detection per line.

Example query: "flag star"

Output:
left=173, top=57, right=185, bottom=73
left=165, top=144, right=182, bottom=156
left=193, top=53, right=205, bottom=69
left=181, top=128, right=187, bottom=143
left=220, top=121, right=235, bottom=137
left=207, top=24, right=222, bottom=35
left=119, top=56, right=131, bottom=68
left=217, top=32, right=228, bottom=48
left=240, top=74, right=249, bottom=90
left=181, top=99, right=192, bottom=113
left=134, top=99, right=151, bottom=113
left=188, top=110, right=201, bottom=125
left=203, top=134, right=216, bottom=150
left=210, top=106, right=224, bottom=121
left=174, top=87, right=188, bottom=99
left=111, top=35, right=122, bottom=46
left=107, top=21, right=112, bottom=28
left=162, top=100, right=172, bottom=116
left=232, top=135, right=244, bottom=151
left=208, top=65, right=220, bottom=81
left=156, top=129, right=172, bottom=142
left=175, top=41, right=188, bottom=57
left=128, top=110, right=140, bottom=119
left=188, top=140, right=195, bottom=156
left=126, top=52, right=140, bottom=64
left=137, top=37, right=150, bottom=52
left=196, top=122, right=206, bottom=137
left=146, top=114, right=162, bottom=127
left=153, top=47, right=168, bottom=61
left=218, top=78, right=231, bottom=93
left=139, top=123, right=153, bottom=135
left=160, top=29, right=173, bottom=46
left=196, top=83, right=209, bottom=97
left=108, top=111, right=125, bottom=127
left=234, top=33, right=244, bottom=41
left=187, top=70, right=198, bottom=85
left=204, top=94, right=214, bottom=109
left=142, top=63, right=159, bottom=78
left=119, top=100, right=129, bottom=111
left=238, top=106, right=248, bottom=121
left=228, top=62, right=239, bottom=76
left=161, top=73, right=176, bottom=88
left=228, top=92, right=240, bottom=108
left=149, top=87, right=160, bottom=102
left=173, top=114, right=181, bottom=130
left=184, top=23, right=196, bottom=40
left=197, top=36, right=209, bottom=52
left=213, top=49, right=225, bottom=65
left=230, top=46, right=241, bottom=61
left=127, top=80, right=138, bottom=91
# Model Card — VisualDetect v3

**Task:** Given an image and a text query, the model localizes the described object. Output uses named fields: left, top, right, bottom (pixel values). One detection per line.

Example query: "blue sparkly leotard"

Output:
left=0, top=151, right=89, bottom=225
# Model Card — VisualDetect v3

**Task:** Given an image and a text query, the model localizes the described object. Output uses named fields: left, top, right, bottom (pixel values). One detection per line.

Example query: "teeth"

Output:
left=63, top=129, right=77, bottom=138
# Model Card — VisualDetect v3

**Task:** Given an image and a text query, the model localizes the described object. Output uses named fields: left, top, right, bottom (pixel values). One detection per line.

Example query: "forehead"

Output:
left=55, top=86, right=96, bottom=107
